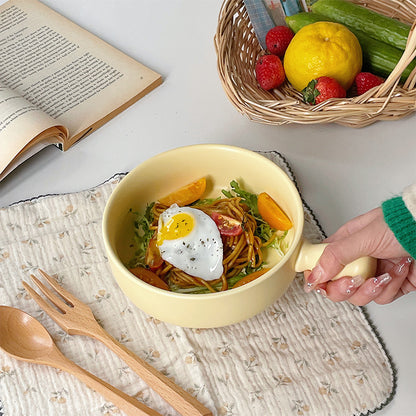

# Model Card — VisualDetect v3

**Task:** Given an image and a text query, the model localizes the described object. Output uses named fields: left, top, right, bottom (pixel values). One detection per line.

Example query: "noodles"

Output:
left=128, top=180, right=291, bottom=293
left=150, top=197, right=263, bottom=292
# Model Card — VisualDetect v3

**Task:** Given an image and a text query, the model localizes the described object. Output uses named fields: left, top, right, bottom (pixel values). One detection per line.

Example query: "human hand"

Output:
left=304, top=207, right=415, bottom=305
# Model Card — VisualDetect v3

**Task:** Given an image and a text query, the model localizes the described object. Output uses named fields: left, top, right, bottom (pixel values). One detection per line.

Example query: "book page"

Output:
left=0, top=0, right=162, bottom=148
left=0, top=84, right=67, bottom=181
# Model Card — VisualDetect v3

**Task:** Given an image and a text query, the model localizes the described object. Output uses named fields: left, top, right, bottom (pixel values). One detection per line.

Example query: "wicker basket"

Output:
left=214, top=0, right=416, bottom=127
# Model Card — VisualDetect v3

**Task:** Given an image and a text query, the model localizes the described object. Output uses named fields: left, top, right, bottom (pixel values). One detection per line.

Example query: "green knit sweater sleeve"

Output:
left=382, top=185, right=416, bottom=259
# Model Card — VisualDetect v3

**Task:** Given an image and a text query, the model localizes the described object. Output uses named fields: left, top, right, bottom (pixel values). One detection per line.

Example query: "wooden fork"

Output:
left=22, top=269, right=213, bottom=416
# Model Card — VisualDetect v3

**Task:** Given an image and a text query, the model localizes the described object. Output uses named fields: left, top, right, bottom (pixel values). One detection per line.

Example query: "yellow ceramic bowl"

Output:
left=102, top=144, right=375, bottom=328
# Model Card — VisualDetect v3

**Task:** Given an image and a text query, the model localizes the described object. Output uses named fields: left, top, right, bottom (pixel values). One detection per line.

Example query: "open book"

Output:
left=0, top=0, right=162, bottom=181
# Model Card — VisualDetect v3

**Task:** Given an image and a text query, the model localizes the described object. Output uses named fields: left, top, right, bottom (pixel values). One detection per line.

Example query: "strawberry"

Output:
left=302, top=76, right=346, bottom=105
left=255, top=54, right=285, bottom=90
left=355, top=72, right=384, bottom=95
left=265, top=26, right=294, bottom=58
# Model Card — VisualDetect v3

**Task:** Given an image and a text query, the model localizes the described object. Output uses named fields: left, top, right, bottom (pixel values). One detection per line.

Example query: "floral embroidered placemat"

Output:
left=0, top=152, right=396, bottom=416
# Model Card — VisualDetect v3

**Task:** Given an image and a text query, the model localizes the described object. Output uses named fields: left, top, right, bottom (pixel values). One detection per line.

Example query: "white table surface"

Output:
left=0, top=1, right=415, bottom=415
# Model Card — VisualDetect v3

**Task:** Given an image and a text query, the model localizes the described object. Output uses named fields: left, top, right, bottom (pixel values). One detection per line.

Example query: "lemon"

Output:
left=284, top=22, right=362, bottom=91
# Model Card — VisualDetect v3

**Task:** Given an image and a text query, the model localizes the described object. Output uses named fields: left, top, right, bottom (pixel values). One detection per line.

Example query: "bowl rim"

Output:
left=102, top=144, right=305, bottom=298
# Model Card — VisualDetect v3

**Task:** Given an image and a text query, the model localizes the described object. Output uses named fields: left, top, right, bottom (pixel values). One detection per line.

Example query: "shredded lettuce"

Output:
left=191, top=197, right=220, bottom=206
left=222, top=180, right=259, bottom=215
left=127, top=203, right=155, bottom=268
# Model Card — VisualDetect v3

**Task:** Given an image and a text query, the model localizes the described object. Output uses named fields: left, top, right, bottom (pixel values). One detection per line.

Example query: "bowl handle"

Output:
left=294, top=239, right=377, bottom=280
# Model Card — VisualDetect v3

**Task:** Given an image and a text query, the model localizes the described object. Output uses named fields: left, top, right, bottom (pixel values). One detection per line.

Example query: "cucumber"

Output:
left=285, top=12, right=416, bottom=81
left=285, top=12, right=331, bottom=32
left=311, top=0, right=411, bottom=50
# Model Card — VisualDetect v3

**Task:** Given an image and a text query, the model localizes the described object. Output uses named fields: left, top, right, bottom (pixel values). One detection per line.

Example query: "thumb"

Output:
left=324, top=208, right=381, bottom=243
left=306, top=224, right=377, bottom=287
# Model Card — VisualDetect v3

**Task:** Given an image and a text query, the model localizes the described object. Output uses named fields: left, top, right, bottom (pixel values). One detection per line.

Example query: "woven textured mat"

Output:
left=0, top=152, right=395, bottom=416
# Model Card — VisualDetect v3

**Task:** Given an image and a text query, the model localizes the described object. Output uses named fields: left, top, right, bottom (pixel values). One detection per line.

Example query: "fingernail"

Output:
left=371, top=273, right=392, bottom=293
left=344, top=275, right=366, bottom=295
left=304, top=281, right=315, bottom=293
left=307, top=264, right=323, bottom=285
left=392, top=257, right=414, bottom=275
left=315, top=287, right=327, bottom=298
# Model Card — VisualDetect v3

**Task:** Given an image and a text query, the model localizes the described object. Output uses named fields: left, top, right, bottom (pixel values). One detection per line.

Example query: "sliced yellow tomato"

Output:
left=232, top=268, right=271, bottom=289
left=158, top=177, right=206, bottom=207
left=257, top=192, right=292, bottom=231
left=129, top=267, right=170, bottom=290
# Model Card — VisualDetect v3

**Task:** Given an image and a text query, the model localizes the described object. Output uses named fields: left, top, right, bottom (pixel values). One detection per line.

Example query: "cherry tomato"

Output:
left=210, top=212, right=243, bottom=236
left=145, top=235, right=163, bottom=270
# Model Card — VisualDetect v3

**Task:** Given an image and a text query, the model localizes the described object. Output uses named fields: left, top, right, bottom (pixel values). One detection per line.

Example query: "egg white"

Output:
left=157, top=204, right=224, bottom=281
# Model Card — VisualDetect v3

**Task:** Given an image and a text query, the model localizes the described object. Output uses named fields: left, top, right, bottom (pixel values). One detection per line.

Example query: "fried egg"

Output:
left=156, top=204, right=223, bottom=281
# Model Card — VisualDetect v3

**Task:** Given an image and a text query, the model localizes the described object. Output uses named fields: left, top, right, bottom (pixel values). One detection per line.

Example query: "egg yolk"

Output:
left=157, top=213, right=194, bottom=246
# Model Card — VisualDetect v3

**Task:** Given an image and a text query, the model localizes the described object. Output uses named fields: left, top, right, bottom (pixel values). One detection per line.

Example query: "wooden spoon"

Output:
left=0, top=305, right=162, bottom=416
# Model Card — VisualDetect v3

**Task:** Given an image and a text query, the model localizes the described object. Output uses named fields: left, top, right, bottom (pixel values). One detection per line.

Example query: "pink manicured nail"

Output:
left=392, top=257, right=413, bottom=275
left=304, top=281, right=315, bottom=293
left=371, top=273, right=392, bottom=293
left=304, top=265, right=325, bottom=293
left=344, top=275, right=366, bottom=294
left=307, top=264, right=323, bottom=284
left=315, top=287, right=327, bottom=298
